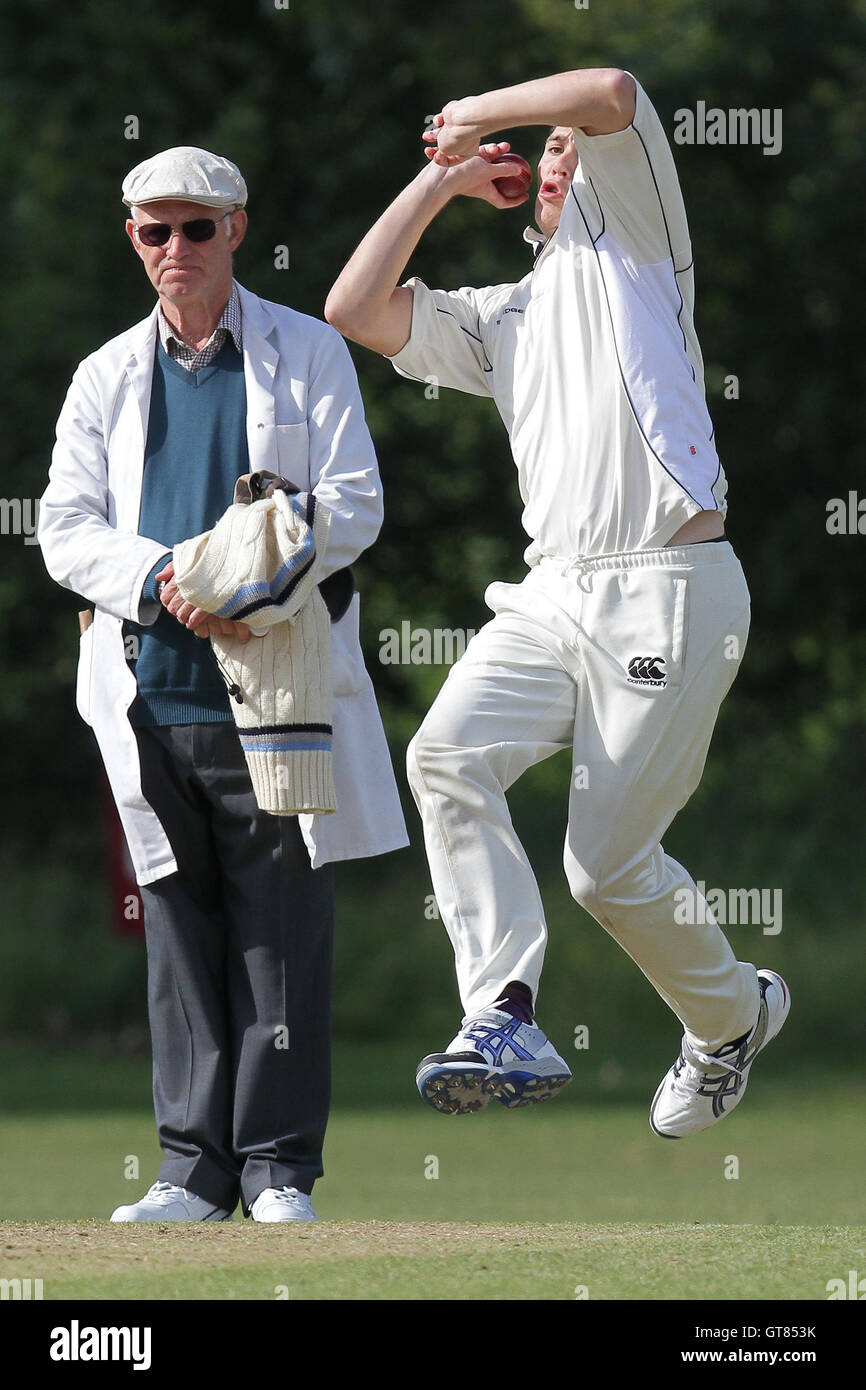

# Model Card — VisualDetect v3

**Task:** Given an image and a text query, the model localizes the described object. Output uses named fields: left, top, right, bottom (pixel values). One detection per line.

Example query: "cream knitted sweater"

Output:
left=172, top=472, right=336, bottom=816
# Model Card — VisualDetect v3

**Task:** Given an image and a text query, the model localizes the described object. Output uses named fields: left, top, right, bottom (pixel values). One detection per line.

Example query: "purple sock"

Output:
left=493, top=980, right=534, bottom=1025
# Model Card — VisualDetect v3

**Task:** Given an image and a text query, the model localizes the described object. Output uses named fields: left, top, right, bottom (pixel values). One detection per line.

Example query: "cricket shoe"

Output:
left=416, top=1008, right=573, bottom=1115
left=250, top=1187, right=317, bottom=1223
left=650, top=969, right=790, bottom=1139
left=110, top=1181, right=233, bottom=1222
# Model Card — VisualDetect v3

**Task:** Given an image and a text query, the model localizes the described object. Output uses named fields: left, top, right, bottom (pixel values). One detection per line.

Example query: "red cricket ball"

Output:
left=491, top=153, right=532, bottom=201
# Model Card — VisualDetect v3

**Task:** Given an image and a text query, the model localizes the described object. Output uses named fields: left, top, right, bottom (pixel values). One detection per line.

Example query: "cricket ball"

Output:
left=491, top=153, right=532, bottom=201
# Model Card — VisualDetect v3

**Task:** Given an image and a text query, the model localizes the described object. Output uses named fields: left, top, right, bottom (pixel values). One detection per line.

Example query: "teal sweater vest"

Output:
left=125, top=339, right=249, bottom=726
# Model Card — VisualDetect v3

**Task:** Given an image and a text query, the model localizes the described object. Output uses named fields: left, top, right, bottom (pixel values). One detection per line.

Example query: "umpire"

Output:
left=38, top=146, right=407, bottom=1222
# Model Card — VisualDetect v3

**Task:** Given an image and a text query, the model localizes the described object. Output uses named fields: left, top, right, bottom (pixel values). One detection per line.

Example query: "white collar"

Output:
left=522, top=225, right=549, bottom=258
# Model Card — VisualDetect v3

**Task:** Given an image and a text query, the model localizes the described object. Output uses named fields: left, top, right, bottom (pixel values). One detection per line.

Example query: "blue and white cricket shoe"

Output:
left=650, top=968, right=790, bottom=1139
left=416, top=1008, right=573, bottom=1115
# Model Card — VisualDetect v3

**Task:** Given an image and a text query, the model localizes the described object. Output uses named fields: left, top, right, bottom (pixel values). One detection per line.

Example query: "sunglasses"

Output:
left=134, top=210, right=231, bottom=247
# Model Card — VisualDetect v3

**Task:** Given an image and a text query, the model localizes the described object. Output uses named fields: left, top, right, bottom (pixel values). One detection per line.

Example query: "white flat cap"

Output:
left=121, top=146, right=247, bottom=209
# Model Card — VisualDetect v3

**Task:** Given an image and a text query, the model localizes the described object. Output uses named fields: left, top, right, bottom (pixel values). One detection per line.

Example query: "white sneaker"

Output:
left=650, top=969, right=790, bottom=1139
left=110, top=1180, right=233, bottom=1222
left=250, top=1187, right=317, bottom=1223
left=416, top=1007, right=573, bottom=1114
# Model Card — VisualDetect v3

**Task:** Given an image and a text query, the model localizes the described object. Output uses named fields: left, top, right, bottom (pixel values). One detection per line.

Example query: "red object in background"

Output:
left=492, top=153, right=533, bottom=201
left=102, top=773, right=144, bottom=937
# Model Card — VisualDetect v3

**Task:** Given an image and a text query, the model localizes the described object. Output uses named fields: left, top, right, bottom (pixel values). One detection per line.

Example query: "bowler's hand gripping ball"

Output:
left=491, top=153, right=532, bottom=201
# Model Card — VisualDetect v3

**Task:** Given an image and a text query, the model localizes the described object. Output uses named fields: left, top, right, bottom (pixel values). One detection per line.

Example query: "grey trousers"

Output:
left=134, top=722, right=335, bottom=1217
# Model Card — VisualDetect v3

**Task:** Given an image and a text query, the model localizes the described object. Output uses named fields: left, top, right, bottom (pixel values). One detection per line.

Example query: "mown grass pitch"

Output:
left=1, top=1220, right=864, bottom=1300
left=1, top=1047, right=864, bottom=1299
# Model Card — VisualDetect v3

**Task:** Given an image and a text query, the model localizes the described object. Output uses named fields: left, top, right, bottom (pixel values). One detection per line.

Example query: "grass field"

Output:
left=2, top=1221, right=863, bottom=1301
left=1, top=1044, right=864, bottom=1300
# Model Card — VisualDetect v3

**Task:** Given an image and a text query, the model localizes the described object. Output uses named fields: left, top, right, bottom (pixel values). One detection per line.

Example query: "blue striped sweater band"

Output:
left=215, top=495, right=317, bottom=621
left=238, top=721, right=332, bottom=755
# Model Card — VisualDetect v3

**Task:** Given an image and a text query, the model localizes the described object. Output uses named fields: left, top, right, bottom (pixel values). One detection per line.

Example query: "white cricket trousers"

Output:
left=406, top=540, right=760, bottom=1055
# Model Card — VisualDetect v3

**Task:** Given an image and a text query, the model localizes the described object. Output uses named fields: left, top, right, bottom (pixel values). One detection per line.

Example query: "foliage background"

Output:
left=0, top=0, right=863, bottom=1076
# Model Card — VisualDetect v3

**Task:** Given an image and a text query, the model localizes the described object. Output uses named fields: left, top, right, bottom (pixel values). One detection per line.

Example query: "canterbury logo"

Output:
left=627, top=656, right=667, bottom=685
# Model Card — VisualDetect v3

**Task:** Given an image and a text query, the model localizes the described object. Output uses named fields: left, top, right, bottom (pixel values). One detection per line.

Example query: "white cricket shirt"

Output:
left=387, top=78, right=726, bottom=562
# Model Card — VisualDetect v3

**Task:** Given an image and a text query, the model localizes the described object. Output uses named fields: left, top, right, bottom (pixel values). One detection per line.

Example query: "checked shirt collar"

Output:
left=158, top=282, right=243, bottom=371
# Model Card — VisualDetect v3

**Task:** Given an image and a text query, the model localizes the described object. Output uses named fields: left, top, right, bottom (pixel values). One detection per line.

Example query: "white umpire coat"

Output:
left=39, top=280, right=408, bottom=885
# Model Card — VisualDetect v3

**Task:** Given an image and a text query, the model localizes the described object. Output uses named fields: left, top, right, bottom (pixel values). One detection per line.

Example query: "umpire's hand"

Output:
left=156, top=559, right=254, bottom=644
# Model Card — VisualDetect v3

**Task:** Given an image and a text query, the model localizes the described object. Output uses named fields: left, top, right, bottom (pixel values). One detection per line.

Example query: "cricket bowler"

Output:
left=325, top=67, right=789, bottom=1136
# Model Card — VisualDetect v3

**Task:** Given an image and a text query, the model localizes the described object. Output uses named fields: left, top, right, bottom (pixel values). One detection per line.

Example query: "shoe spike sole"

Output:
left=485, top=1072, right=573, bottom=1109
left=418, top=1065, right=572, bottom=1114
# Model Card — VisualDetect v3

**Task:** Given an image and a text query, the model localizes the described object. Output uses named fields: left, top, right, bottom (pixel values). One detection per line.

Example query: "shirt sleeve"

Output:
left=568, top=76, right=692, bottom=272
left=385, top=277, right=495, bottom=397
